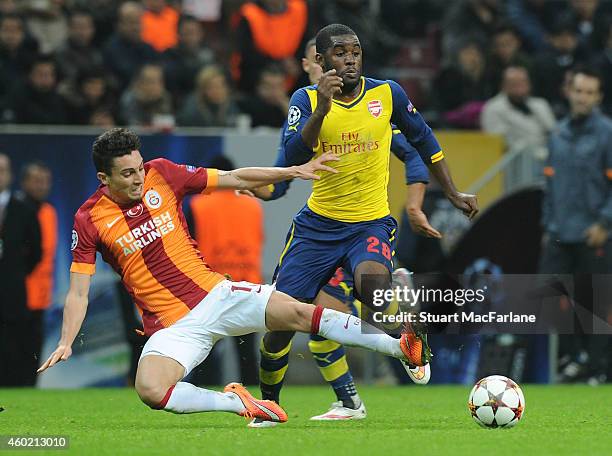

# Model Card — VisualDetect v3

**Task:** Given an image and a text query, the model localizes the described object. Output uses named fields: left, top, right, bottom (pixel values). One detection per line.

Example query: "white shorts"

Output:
left=139, top=280, right=274, bottom=377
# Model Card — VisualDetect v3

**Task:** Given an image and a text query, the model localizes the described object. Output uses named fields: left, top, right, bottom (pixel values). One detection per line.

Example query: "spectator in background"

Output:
left=0, top=14, right=39, bottom=108
left=442, top=0, right=504, bottom=60
left=188, top=155, right=264, bottom=386
left=5, top=56, right=67, bottom=124
left=89, top=106, right=116, bottom=128
left=0, top=0, right=16, bottom=14
left=238, top=65, right=288, bottom=128
left=232, top=0, right=308, bottom=93
left=314, top=0, right=401, bottom=77
left=560, top=0, right=610, bottom=54
left=141, top=0, right=179, bottom=52
left=481, top=66, right=556, bottom=171
left=71, top=0, right=123, bottom=47
left=531, top=20, right=585, bottom=115
left=434, top=41, right=493, bottom=128
left=163, top=15, right=215, bottom=104
left=56, top=9, right=104, bottom=84
left=487, top=24, right=533, bottom=92
left=61, top=66, right=117, bottom=125
left=102, top=1, right=158, bottom=91
left=20, top=0, right=68, bottom=54
left=379, top=0, right=444, bottom=39
left=540, top=67, right=612, bottom=385
left=505, top=0, right=563, bottom=53
left=0, top=153, right=42, bottom=386
left=21, top=161, right=57, bottom=388
left=119, top=63, right=173, bottom=127
left=177, top=65, right=241, bottom=128
left=592, top=20, right=612, bottom=115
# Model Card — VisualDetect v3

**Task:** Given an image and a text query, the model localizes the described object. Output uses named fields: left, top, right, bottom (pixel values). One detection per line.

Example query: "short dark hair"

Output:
left=304, top=37, right=316, bottom=57
left=21, top=160, right=50, bottom=182
left=28, top=55, right=56, bottom=74
left=493, top=23, right=519, bottom=38
left=92, top=128, right=142, bottom=174
left=315, top=24, right=357, bottom=54
left=571, top=64, right=604, bottom=92
left=178, top=14, right=199, bottom=29
left=550, top=18, right=576, bottom=37
left=68, top=8, right=93, bottom=21
left=257, top=64, right=285, bottom=84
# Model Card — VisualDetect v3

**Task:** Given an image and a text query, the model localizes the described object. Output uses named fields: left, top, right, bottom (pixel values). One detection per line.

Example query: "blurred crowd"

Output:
left=0, top=0, right=610, bottom=131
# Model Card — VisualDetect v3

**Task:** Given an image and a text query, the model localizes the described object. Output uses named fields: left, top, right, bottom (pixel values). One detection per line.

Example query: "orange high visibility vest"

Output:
left=240, top=0, right=307, bottom=59
left=190, top=191, right=264, bottom=284
left=141, top=6, right=179, bottom=52
left=26, top=202, right=57, bottom=310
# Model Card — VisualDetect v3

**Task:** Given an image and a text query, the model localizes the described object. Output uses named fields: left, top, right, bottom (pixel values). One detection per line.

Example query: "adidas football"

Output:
left=468, top=375, right=525, bottom=428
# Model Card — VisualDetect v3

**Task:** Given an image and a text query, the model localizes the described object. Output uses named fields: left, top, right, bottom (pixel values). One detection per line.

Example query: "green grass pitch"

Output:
left=1, top=385, right=611, bottom=455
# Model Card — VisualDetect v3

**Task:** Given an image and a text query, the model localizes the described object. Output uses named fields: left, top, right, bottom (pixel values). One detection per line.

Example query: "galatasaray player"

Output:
left=38, top=128, right=428, bottom=424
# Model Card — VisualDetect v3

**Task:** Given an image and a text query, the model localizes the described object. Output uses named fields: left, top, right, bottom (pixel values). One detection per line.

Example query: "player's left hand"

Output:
left=294, top=152, right=339, bottom=180
left=448, top=192, right=479, bottom=220
left=37, top=344, right=72, bottom=373
left=584, top=223, right=608, bottom=248
left=236, top=189, right=255, bottom=197
left=407, top=209, right=442, bottom=238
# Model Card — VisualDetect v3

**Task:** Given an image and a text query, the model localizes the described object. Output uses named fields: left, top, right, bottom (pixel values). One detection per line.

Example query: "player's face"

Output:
left=99, top=150, right=145, bottom=204
left=318, top=34, right=362, bottom=93
left=302, top=44, right=322, bottom=85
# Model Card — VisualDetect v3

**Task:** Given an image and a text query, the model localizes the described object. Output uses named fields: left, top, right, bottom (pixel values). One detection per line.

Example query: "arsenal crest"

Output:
left=368, top=100, right=382, bottom=118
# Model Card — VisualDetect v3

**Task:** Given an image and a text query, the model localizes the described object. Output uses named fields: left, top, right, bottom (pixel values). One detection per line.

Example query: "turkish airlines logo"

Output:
left=144, top=190, right=162, bottom=210
left=368, top=100, right=382, bottom=118
left=126, top=204, right=144, bottom=218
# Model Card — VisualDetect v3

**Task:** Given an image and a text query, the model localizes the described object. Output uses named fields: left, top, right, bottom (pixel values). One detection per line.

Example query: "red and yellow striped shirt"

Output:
left=70, top=158, right=224, bottom=336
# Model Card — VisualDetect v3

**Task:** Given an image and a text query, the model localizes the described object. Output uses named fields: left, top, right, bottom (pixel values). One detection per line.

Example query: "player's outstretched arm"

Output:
left=216, top=152, right=339, bottom=191
left=37, top=272, right=91, bottom=373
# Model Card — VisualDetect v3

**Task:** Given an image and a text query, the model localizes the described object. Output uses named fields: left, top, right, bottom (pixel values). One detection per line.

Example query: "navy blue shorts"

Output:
left=274, top=205, right=397, bottom=301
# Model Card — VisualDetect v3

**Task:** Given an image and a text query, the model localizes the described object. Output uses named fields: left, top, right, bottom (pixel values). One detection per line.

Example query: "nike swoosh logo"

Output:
left=252, top=401, right=279, bottom=421
left=344, top=315, right=351, bottom=329
left=106, top=216, right=122, bottom=228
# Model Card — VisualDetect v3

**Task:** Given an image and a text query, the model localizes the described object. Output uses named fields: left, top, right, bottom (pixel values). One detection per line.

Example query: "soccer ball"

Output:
left=468, top=375, right=525, bottom=428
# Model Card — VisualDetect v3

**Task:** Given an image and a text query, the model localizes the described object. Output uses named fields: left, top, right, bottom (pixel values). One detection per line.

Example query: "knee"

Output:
left=135, top=377, right=172, bottom=409
left=264, top=330, right=296, bottom=353
left=293, top=304, right=314, bottom=330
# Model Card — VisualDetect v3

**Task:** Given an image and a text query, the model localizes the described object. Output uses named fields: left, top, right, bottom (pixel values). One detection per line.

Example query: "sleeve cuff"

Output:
left=285, top=135, right=315, bottom=166
left=206, top=168, right=219, bottom=190
left=430, top=151, right=444, bottom=163
left=70, top=262, right=95, bottom=275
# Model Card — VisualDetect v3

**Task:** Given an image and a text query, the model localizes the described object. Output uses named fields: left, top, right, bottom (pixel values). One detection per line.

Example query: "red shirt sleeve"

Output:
left=70, top=209, right=98, bottom=275
left=147, top=158, right=218, bottom=197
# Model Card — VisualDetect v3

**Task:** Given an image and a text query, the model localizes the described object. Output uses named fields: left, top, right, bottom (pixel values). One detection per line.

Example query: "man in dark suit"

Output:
left=0, top=153, right=42, bottom=386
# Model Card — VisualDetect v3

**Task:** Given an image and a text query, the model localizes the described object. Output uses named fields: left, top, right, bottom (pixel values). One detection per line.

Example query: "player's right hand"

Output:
left=448, top=192, right=479, bottom=220
left=295, top=152, right=340, bottom=180
left=37, top=344, right=72, bottom=373
left=316, top=69, right=343, bottom=115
